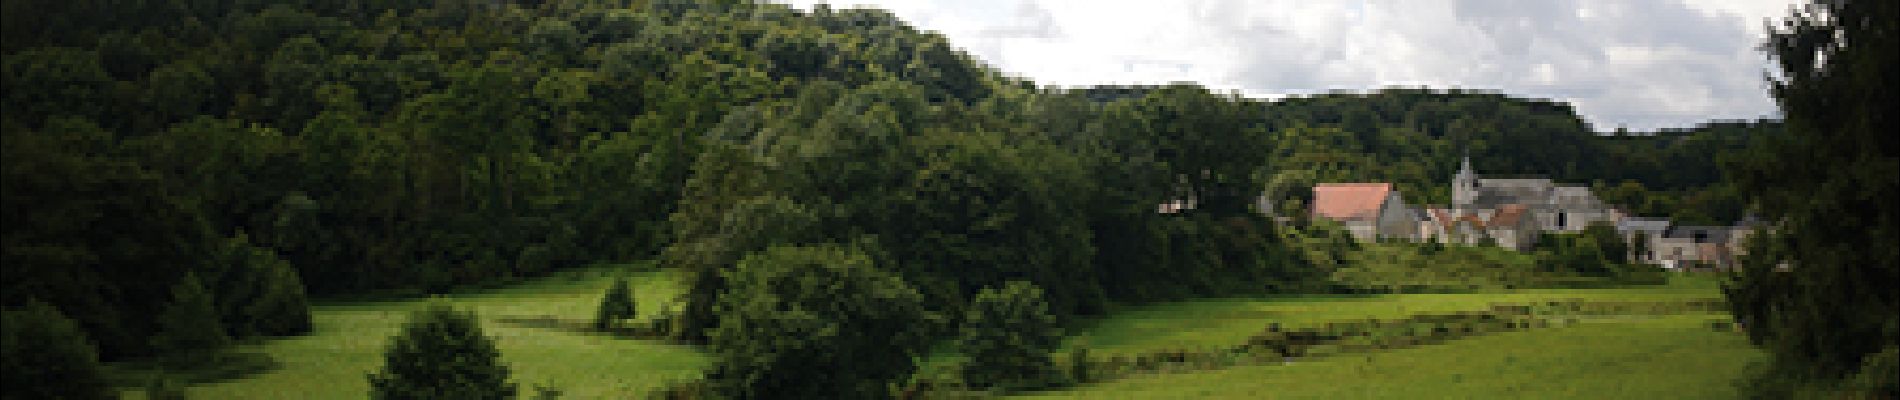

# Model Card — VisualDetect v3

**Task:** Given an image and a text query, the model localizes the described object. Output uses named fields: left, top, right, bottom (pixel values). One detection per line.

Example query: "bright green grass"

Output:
left=1026, top=314, right=1764, bottom=399
left=135, top=267, right=709, bottom=399
left=1062, top=274, right=1726, bottom=357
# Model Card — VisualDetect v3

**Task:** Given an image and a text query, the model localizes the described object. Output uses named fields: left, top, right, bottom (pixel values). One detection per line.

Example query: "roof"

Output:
left=1617, top=218, right=1671, bottom=232
left=1488, top=204, right=1530, bottom=228
left=1311, top=183, right=1393, bottom=221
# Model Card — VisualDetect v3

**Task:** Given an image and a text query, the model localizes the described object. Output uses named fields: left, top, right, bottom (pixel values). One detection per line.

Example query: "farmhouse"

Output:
left=1310, top=183, right=1417, bottom=241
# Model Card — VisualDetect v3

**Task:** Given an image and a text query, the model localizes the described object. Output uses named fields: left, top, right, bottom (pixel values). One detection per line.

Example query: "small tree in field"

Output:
left=368, top=302, right=516, bottom=400
left=959, top=281, right=1063, bottom=391
left=593, top=277, right=636, bottom=330
left=1, top=300, right=113, bottom=400
left=151, top=272, right=230, bottom=365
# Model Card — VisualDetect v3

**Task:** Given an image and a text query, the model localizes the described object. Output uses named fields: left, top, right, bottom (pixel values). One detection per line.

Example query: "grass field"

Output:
left=1023, top=314, right=1763, bottom=399
left=135, top=267, right=1750, bottom=399
left=128, top=266, right=709, bottom=399
left=1060, top=274, right=1728, bottom=357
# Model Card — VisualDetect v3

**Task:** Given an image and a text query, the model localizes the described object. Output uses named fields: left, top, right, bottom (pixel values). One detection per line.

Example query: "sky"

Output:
left=774, top=0, right=1798, bottom=131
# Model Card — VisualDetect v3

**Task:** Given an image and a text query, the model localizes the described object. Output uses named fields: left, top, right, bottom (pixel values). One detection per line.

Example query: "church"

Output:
left=1311, top=157, right=1619, bottom=250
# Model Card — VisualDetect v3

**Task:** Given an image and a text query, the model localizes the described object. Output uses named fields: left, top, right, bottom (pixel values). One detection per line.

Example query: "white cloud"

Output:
left=778, top=0, right=1793, bottom=130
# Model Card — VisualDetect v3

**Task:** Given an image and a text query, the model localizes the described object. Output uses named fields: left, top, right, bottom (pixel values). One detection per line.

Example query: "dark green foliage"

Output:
left=1532, top=223, right=1661, bottom=284
left=151, top=272, right=230, bottom=363
left=1724, top=0, right=1899, bottom=396
left=593, top=277, right=636, bottom=330
left=708, top=245, right=932, bottom=399
left=1, top=300, right=113, bottom=400
left=206, top=233, right=312, bottom=338
left=368, top=302, right=516, bottom=400
left=1067, top=346, right=1091, bottom=384
left=958, top=281, right=1063, bottom=391
left=2, top=117, right=219, bottom=359
left=144, top=377, right=188, bottom=400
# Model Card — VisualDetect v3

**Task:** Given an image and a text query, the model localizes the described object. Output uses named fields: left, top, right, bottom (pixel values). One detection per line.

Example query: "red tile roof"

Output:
left=1488, top=204, right=1529, bottom=228
left=1312, top=183, right=1392, bottom=221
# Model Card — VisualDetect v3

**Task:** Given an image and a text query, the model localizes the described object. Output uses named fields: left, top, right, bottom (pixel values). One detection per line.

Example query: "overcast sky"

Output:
left=776, top=0, right=1796, bottom=131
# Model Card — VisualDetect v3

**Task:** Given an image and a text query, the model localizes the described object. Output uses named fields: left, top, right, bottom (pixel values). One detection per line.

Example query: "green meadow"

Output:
left=1024, top=314, right=1762, bottom=399
left=1058, top=274, right=1727, bottom=357
left=135, top=270, right=1758, bottom=399
left=123, top=267, right=708, bottom=400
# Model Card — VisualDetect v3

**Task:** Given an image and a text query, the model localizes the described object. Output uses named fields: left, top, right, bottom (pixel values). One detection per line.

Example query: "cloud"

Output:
left=779, top=0, right=1790, bottom=131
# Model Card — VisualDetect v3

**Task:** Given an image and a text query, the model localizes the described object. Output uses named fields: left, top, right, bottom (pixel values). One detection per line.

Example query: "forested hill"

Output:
left=2, top=0, right=1760, bottom=362
left=3, top=0, right=1011, bottom=359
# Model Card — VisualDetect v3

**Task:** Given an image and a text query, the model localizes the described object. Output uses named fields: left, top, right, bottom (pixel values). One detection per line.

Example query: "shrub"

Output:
left=1, top=300, right=114, bottom=400
left=958, top=281, right=1063, bottom=391
left=151, top=272, right=231, bottom=365
left=593, top=277, right=636, bottom=330
left=206, top=233, right=313, bottom=338
left=367, top=302, right=516, bottom=400
left=1068, top=346, right=1092, bottom=384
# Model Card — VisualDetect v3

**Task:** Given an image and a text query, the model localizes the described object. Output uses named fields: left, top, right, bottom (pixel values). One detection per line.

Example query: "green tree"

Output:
left=593, top=277, right=636, bottom=330
left=1, top=300, right=113, bottom=400
left=958, top=281, right=1063, bottom=391
left=707, top=244, right=932, bottom=399
left=367, top=302, right=516, bottom=400
left=1724, top=0, right=1899, bottom=396
left=205, top=233, right=313, bottom=338
left=150, top=272, right=230, bottom=364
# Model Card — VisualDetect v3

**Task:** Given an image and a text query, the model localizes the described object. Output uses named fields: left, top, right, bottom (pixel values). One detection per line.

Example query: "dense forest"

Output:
left=5, top=0, right=1851, bottom=397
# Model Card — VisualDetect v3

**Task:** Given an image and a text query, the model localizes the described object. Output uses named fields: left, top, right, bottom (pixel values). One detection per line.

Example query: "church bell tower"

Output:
left=1453, top=155, right=1476, bottom=210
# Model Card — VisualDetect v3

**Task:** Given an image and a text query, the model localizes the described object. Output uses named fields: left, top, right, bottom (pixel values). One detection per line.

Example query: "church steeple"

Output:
left=1453, top=154, right=1476, bottom=209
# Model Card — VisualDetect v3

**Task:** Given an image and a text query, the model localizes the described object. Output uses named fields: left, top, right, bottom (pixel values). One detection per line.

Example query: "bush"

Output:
left=707, top=244, right=933, bottom=399
left=206, top=233, right=313, bottom=338
left=1, top=300, right=114, bottom=400
left=367, top=302, right=516, bottom=400
left=1068, top=346, right=1092, bottom=384
left=958, top=281, right=1063, bottom=391
left=593, top=277, right=636, bottom=330
left=151, top=272, right=231, bottom=365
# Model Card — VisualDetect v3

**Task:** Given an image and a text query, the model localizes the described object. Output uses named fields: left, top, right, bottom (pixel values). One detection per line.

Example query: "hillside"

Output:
left=1, top=0, right=1796, bottom=398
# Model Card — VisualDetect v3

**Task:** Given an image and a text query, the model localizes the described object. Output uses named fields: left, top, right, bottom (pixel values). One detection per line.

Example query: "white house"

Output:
left=1311, top=183, right=1417, bottom=241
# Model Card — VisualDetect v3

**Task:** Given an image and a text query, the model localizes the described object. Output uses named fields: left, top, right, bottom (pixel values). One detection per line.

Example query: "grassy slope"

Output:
left=141, top=267, right=708, bottom=399
left=1062, top=274, right=1726, bottom=357
left=1024, top=314, right=1762, bottom=399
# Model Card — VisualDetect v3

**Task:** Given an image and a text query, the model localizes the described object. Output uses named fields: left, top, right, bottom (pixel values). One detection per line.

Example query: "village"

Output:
left=1302, top=157, right=1759, bottom=271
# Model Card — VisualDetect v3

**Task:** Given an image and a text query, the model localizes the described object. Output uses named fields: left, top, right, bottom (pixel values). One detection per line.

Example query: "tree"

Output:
left=593, top=277, right=636, bottom=330
left=206, top=233, right=313, bottom=338
left=1, top=300, right=113, bottom=400
left=1724, top=0, right=1898, bottom=396
left=958, top=281, right=1063, bottom=391
left=151, top=272, right=230, bottom=364
left=368, top=302, right=516, bottom=400
left=707, top=244, right=932, bottom=399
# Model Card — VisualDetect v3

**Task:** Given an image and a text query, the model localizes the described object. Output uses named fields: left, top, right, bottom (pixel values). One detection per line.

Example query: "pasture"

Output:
left=124, top=266, right=708, bottom=399
left=1023, top=314, right=1762, bottom=399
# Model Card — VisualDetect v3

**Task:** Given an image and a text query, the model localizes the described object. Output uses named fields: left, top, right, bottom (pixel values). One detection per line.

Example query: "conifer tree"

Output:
left=594, top=277, right=636, bottom=330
